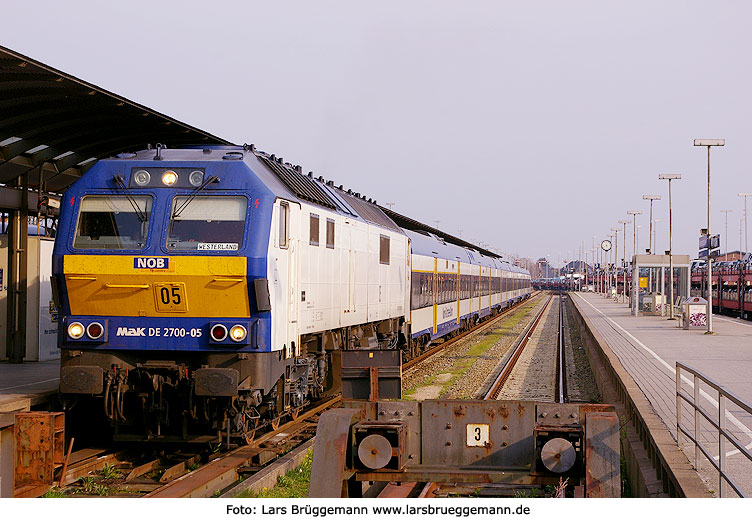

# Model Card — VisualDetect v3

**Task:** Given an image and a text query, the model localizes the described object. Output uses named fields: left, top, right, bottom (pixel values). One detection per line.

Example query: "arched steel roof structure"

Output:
left=0, top=44, right=233, bottom=196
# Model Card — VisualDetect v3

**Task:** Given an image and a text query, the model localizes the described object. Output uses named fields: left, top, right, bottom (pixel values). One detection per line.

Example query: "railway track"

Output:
left=483, top=293, right=556, bottom=400
left=403, top=292, right=540, bottom=372
left=53, top=396, right=339, bottom=497
left=53, top=295, right=552, bottom=498
left=481, top=290, right=598, bottom=404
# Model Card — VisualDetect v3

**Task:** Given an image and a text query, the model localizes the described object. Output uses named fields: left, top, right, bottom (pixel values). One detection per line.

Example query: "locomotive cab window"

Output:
left=73, top=195, right=152, bottom=250
left=279, top=201, right=289, bottom=249
left=167, top=195, right=246, bottom=251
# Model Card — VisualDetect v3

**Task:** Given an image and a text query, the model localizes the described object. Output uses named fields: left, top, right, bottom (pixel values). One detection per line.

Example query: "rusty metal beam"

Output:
left=356, top=467, right=561, bottom=485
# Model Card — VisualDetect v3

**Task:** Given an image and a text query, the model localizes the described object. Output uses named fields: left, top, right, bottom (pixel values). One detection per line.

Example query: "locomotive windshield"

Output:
left=73, top=195, right=152, bottom=250
left=167, top=195, right=247, bottom=251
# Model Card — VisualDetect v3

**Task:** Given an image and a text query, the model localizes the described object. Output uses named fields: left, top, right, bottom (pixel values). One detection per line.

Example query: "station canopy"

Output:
left=0, top=45, right=233, bottom=198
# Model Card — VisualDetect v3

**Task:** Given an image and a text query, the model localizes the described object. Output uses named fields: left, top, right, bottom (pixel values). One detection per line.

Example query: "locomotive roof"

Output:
left=248, top=147, right=402, bottom=233
left=71, top=146, right=529, bottom=276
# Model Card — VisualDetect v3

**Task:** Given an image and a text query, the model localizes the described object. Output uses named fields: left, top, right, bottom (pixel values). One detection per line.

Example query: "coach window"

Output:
left=167, top=195, right=246, bottom=251
left=380, top=235, right=390, bottom=264
left=74, top=195, right=152, bottom=250
left=279, top=201, right=289, bottom=249
left=326, top=218, right=335, bottom=249
left=309, top=214, right=319, bottom=246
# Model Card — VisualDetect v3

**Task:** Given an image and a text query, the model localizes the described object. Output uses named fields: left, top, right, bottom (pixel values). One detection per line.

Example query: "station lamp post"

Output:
left=642, top=195, right=661, bottom=254
left=694, top=138, right=725, bottom=334
left=618, top=219, right=630, bottom=303
left=659, top=174, right=681, bottom=319
left=611, top=228, right=620, bottom=300
left=739, top=193, right=752, bottom=255
left=720, top=210, right=732, bottom=259
left=627, top=210, right=642, bottom=260
left=626, top=210, right=643, bottom=304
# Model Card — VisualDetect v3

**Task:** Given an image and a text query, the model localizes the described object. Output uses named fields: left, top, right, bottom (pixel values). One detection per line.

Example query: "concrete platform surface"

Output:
left=0, top=360, right=59, bottom=412
left=573, top=292, right=752, bottom=497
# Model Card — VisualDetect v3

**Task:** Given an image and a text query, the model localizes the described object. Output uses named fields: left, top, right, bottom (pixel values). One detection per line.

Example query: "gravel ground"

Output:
left=401, top=294, right=548, bottom=400
left=496, top=295, right=559, bottom=401
left=561, top=294, right=600, bottom=403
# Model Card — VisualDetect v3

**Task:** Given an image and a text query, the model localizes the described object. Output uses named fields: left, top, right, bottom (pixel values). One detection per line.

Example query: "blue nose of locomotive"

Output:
left=53, top=146, right=277, bottom=355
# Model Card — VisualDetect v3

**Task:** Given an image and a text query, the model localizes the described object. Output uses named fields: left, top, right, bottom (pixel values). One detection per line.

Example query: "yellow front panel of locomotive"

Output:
left=64, top=255, right=250, bottom=318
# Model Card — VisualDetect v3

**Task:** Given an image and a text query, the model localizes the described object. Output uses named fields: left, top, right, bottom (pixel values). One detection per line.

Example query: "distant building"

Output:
left=715, top=250, right=745, bottom=262
left=536, top=258, right=554, bottom=278
left=560, top=260, right=591, bottom=275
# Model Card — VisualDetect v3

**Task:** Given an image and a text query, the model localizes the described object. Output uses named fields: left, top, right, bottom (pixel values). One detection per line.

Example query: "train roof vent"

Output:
left=333, top=187, right=402, bottom=232
left=255, top=153, right=338, bottom=210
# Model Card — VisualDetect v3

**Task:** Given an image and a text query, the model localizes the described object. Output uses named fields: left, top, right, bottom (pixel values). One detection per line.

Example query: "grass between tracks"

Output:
left=403, top=296, right=544, bottom=400
left=237, top=450, right=313, bottom=498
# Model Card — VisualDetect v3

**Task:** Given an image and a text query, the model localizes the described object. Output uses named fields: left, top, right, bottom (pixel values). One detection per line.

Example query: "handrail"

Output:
left=104, top=284, right=150, bottom=289
left=676, top=361, right=752, bottom=497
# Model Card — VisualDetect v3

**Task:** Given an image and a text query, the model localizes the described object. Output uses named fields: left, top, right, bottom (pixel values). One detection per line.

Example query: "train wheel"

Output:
left=244, top=421, right=258, bottom=445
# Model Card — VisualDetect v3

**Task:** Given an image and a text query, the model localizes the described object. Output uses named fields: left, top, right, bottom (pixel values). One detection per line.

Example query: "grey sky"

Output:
left=3, top=1, right=751, bottom=265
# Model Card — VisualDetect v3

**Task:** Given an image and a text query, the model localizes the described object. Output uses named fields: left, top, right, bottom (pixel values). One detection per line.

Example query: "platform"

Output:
left=572, top=292, right=752, bottom=497
left=0, top=360, right=59, bottom=412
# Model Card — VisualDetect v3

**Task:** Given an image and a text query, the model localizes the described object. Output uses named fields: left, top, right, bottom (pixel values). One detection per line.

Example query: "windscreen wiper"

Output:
left=171, top=176, right=219, bottom=219
left=113, top=176, right=147, bottom=222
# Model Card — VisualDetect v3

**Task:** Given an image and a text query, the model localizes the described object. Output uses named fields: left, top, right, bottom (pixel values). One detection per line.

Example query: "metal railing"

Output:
left=675, top=362, right=752, bottom=497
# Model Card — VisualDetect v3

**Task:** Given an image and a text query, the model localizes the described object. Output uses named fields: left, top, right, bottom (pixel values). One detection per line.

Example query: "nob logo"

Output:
left=133, top=257, right=168, bottom=269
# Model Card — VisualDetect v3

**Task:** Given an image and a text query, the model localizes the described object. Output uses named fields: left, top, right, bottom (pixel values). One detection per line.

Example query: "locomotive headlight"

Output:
left=229, top=324, right=247, bottom=342
left=210, top=324, right=228, bottom=342
left=189, top=170, right=204, bottom=187
left=162, top=170, right=178, bottom=186
left=86, top=322, right=104, bottom=340
left=68, top=322, right=85, bottom=339
left=133, top=170, right=151, bottom=186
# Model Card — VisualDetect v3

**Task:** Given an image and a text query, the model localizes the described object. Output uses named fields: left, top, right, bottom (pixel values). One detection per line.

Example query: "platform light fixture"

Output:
left=694, top=138, right=725, bottom=334
left=642, top=195, right=661, bottom=254
left=618, top=220, right=630, bottom=303
left=720, top=210, right=732, bottom=258
left=659, top=174, right=681, bottom=318
left=610, top=228, right=621, bottom=300
left=627, top=210, right=643, bottom=261
left=626, top=210, right=643, bottom=306
left=739, top=193, right=752, bottom=255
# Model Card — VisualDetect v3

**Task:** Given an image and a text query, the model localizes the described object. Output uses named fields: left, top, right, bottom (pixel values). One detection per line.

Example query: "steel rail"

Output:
left=483, top=293, right=554, bottom=400
left=143, top=395, right=340, bottom=498
left=557, top=292, right=566, bottom=403
left=403, top=292, right=540, bottom=372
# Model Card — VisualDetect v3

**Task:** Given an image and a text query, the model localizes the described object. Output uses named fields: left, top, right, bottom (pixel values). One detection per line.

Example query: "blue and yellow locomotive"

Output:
left=55, top=144, right=530, bottom=441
